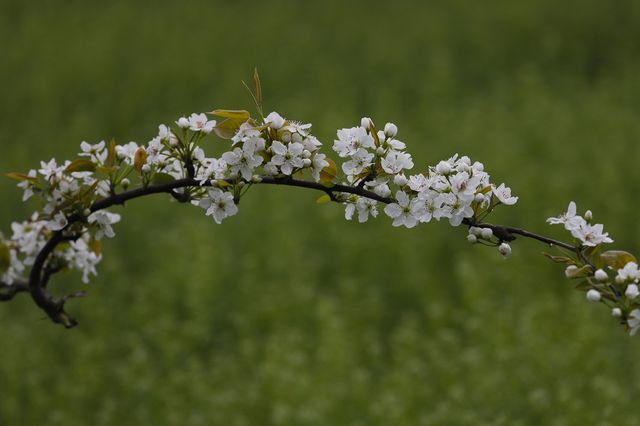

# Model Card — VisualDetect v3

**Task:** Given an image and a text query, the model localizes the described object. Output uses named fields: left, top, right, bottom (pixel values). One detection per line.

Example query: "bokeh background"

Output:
left=2, top=0, right=640, bottom=424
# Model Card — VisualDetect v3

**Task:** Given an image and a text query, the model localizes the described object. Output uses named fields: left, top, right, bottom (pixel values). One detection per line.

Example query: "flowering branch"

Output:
left=2, top=75, right=637, bottom=334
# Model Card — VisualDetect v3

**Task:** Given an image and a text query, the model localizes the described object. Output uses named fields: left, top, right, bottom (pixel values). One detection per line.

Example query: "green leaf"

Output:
left=574, top=280, right=593, bottom=291
left=316, top=194, right=331, bottom=204
left=209, top=109, right=251, bottom=121
left=5, top=172, right=37, bottom=182
left=106, top=138, right=116, bottom=167
left=368, top=119, right=381, bottom=147
left=320, top=157, right=338, bottom=187
left=542, top=252, right=575, bottom=265
left=213, top=118, right=246, bottom=139
left=600, top=250, right=637, bottom=270
left=0, top=244, right=10, bottom=274
left=566, top=265, right=594, bottom=279
left=151, top=173, right=176, bottom=185
left=65, top=159, right=96, bottom=174
left=133, top=147, right=148, bottom=172
left=254, top=68, right=262, bottom=113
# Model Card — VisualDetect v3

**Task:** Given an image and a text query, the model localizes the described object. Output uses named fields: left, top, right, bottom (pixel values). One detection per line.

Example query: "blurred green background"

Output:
left=2, top=0, right=640, bottom=424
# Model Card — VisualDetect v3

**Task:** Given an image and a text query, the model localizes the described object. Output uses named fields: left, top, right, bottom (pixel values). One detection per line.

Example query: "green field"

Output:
left=2, top=1, right=640, bottom=424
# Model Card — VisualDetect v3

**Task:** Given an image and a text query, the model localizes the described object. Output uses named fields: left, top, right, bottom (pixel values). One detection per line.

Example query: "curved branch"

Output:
left=0, top=278, right=28, bottom=301
left=13, top=174, right=579, bottom=328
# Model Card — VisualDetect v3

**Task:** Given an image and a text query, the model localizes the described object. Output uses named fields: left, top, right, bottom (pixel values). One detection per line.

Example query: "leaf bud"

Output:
left=586, top=289, right=601, bottom=302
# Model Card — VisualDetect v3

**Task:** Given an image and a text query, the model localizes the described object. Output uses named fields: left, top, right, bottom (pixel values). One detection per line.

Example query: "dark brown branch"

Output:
left=15, top=174, right=580, bottom=329
left=0, top=278, right=29, bottom=301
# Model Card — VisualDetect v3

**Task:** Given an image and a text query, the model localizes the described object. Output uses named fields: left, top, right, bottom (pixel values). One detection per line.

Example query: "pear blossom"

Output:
left=88, top=211, right=121, bottom=240
left=115, top=142, right=139, bottom=165
left=16, top=169, right=37, bottom=201
left=345, top=197, right=378, bottom=223
left=188, top=113, right=216, bottom=133
left=342, top=148, right=374, bottom=178
left=616, top=262, right=640, bottom=284
left=381, top=151, right=413, bottom=175
left=547, top=201, right=579, bottom=226
left=79, top=141, right=108, bottom=164
left=47, top=212, right=68, bottom=231
left=333, top=127, right=375, bottom=158
left=222, top=145, right=264, bottom=181
left=269, top=141, right=305, bottom=175
left=311, top=153, right=329, bottom=182
left=384, top=191, right=419, bottom=228
left=492, top=183, right=518, bottom=205
left=629, top=310, right=640, bottom=335
left=570, top=222, right=613, bottom=247
left=195, top=188, right=238, bottom=224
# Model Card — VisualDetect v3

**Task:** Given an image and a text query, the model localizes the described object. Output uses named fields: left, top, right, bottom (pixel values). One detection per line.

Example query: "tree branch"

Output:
left=8, top=174, right=580, bottom=328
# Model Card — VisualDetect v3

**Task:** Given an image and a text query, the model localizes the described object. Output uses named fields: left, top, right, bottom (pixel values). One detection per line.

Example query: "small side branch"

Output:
left=0, top=279, right=29, bottom=301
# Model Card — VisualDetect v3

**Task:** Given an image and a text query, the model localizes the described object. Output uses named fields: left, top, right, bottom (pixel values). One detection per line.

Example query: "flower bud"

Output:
left=586, top=289, right=601, bottom=302
left=467, top=234, right=477, bottom=244
left=141, top=164, right=151, bottom=173
left=281, top=132, right=292, bottom=142
left=376, top=146, right=386, bottom=156
left=177, top=117, right=190, bottom=128
left=435, top=161, right=451, bottom=175
left=360, top=117, right=372, bottom=129
left=584, top=210, right=593, bottom=221
left=384, top=123, right=398, bottom=138
left=393, top=174, right=408, bottom=186
left=291, top=133, right=303, bottom=143
left=480, top=228, right=493, bottom=240
left=594, top=269, right=608, bottom=282
left=237, top=181, right=245, bottom=188
left=612, top=307, right=622, bottom=317
left=469, top=226, right=483, bottom=237
left=265, top=112, right=285, bottom=129
left=251, top=175, right=262, bottom=183
left=302, top=158, right=312, bottom=167
left=626, top=284, right=640, bottom=299
left=474, top=193, right=485, bottom=203
left=302, top=149, right=311, bottom=159
left=565, top=265, right=579, bottom=278
left=121, top=178, right=131, bottom=189
left=377, top=130, right=386, bottom=142
left=83, top=208, right=92, bottom=217
left=616, top=275, right=626, bottom=285
left=498, top=242, right=511, bottom=257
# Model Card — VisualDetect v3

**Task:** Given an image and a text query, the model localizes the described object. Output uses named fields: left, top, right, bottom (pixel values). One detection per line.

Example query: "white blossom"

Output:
left=88, top=211, right=121, bottom=240
left=270, top=141, right=305, bottom=175
left=384, top=191, right=418, bottom=228
left=195, top=188, right=238, bottom=224
left=188, top=113, right=216, bottom=133
left=492, top=183, right=518, bottom=205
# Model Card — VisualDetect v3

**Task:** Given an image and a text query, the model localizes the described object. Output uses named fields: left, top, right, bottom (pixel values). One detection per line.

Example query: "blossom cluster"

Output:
left=547, top=201, right=613, bottom=246
left=3, top=103, right=636, bottom=337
